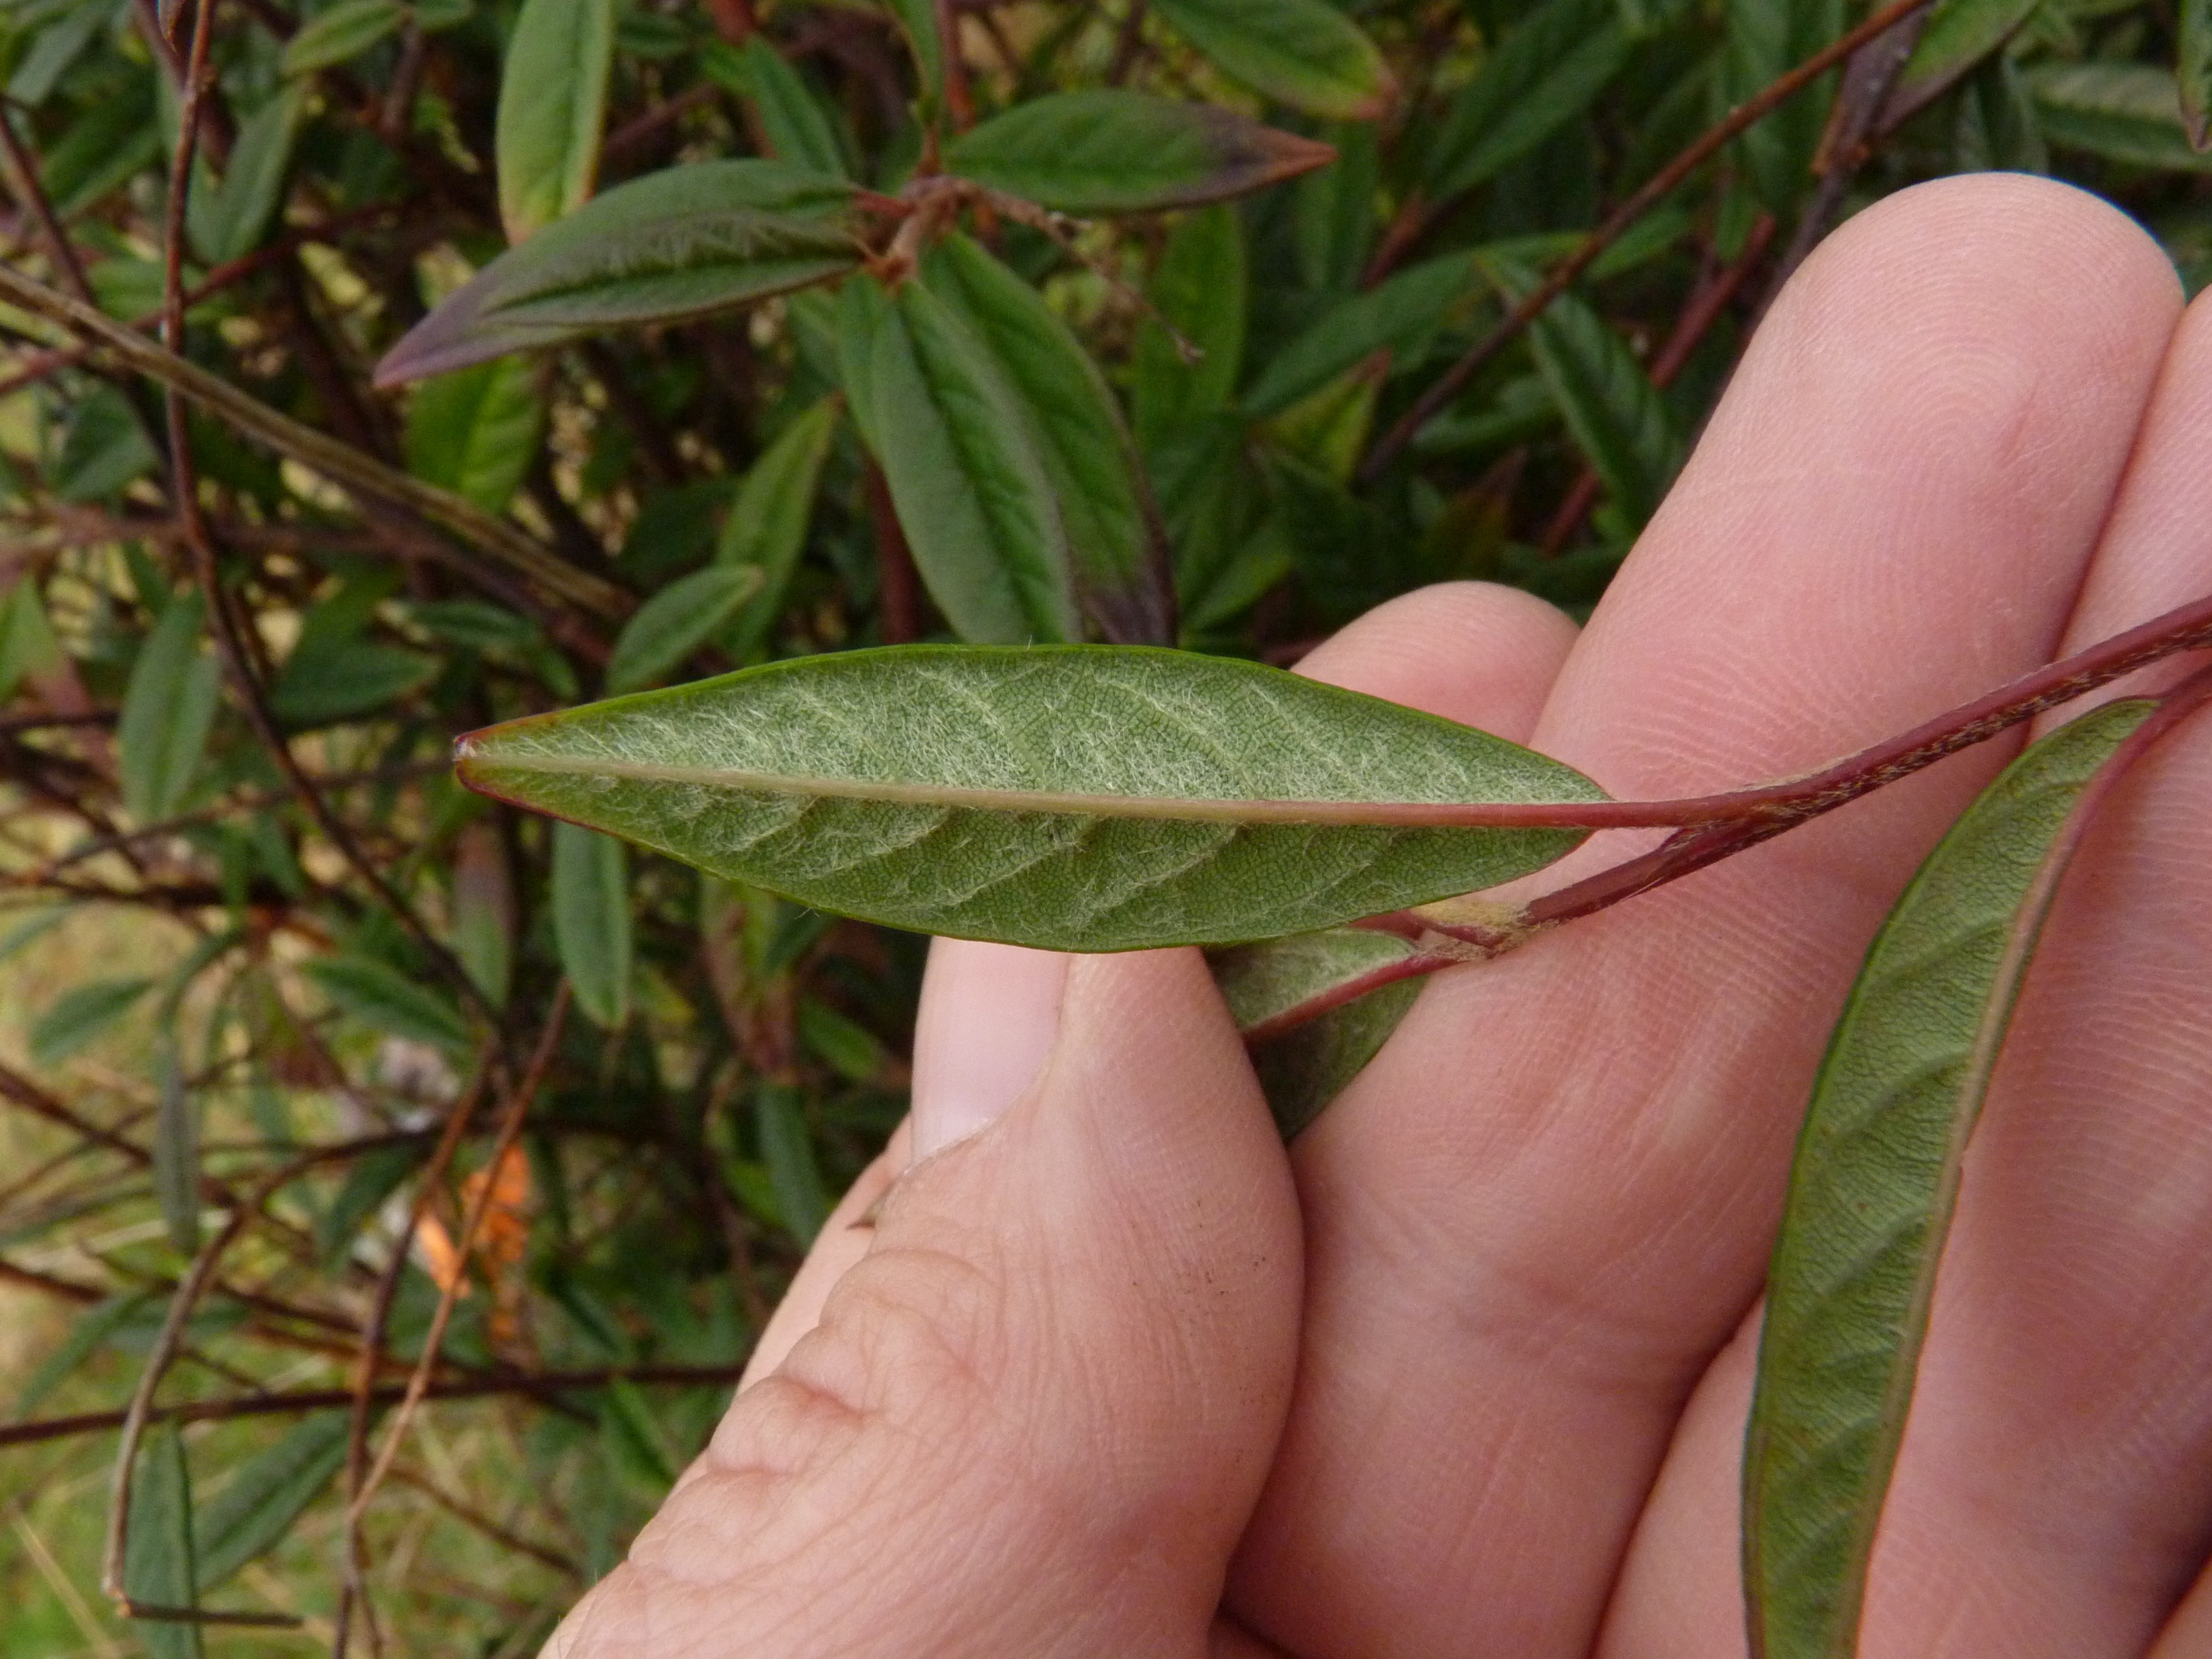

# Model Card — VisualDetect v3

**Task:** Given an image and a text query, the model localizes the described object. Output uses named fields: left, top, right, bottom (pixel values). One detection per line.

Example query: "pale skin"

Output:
left=543, top=173, right=2212, bottom=1657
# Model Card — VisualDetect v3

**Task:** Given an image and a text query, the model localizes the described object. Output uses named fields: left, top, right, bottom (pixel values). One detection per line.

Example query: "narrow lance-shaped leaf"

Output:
left=2182, top=0, right=2212, bottom=150
left=700, top=36, right=853, bottom=178
left=1150, top=0, right=1396, bottom=121
left=838, top=274, right=1081, bottom=645
left=883, top=0, right=945, bottom=110
left=755, top=1083, right=830, bottom=1245
left=195, top=1416, right=350, bottom=1592
left=715, top=395, right=841, bottom=659
left=496, top=0, right=615, bottom=242
left=1424, top=0, right=1631, bottom=199
left=552, top=820, right=632, bottom=1027
left=30, top=975, right=155, bottom=1068
left=404, top=356, right=545, bottom=513
left=123, top=1421, right=203, bottom=1659
left=1744, top=696, right=2162, bottom=1659
left=925, top=234, right=1175, bottom=646
left=604, top=564, right=765, bottom=693
left=2025, top=63, right=2212, bottom=172
left=451, top=821, right=516, bottom=1006
left=1876, top=0, right=2043, bottom=129
left=1726, top=0, right=1843, bottom=211
left=186, top=86, right=303, bottom=266
left=378, top=161, right=861, bottom=384
left=153, top=1036, right=198, bottom=1255
left=281, top=0, right=406, bottom=76
left=1241, top=253, right=1480, bottom=420
left=942, top=91, right=1334, bottom=215
left=456, top=645, right=1609, bottom=952
left=301, top=955, right=472, bottom=1051
left=119, top=591, right=221, bottom=824
left=1134, top=205, right=1246, bottom=452
left=1483, top=255, right=1682, bottom=531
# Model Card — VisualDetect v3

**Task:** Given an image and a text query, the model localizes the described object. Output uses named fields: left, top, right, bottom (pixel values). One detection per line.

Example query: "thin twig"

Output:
left=1360, top=0, right=1937, bottom=481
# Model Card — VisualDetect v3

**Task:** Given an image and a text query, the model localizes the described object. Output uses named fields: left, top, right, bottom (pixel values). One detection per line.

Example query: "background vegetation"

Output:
left=0, top=0, right=2207, bottom=1645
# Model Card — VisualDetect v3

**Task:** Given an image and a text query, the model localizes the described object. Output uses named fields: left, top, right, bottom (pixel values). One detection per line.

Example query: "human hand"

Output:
left=542, top=173, right=2212, bottom=1659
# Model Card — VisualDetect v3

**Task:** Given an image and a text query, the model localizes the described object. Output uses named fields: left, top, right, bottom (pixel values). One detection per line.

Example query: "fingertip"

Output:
left=910, top=938, right=1069, bottom=1160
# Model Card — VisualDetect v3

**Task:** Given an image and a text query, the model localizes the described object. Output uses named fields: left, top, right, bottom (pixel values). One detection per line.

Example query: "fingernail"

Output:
left=909, top=939, right=1069, bottom=1161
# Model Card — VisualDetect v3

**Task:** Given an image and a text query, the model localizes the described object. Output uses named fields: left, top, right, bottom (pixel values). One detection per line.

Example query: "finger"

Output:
left=541, top=947, right=1300, bottom=1658
left=1603, top=275, right=2212, bottom=1659
left=1227, top=175, right=2184, bottom=1658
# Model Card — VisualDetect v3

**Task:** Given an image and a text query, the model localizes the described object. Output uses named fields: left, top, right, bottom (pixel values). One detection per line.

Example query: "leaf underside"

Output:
left=1743, top=697, right=2157, bottom=1659
left=456, top=645, right=1606, bottom=952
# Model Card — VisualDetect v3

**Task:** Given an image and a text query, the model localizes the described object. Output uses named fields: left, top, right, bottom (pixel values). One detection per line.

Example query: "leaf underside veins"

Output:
left=456, top=645, right=1606, bottom=951
left=1743, top=694, right=2174, bottom=1659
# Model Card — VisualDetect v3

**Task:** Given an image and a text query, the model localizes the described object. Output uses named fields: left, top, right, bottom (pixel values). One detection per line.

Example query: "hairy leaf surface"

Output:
left=942, top=91, right=1334, bottom=213
left=1744, top=698, right=2157, bottom=1659
left=1150, top=0, right=1396, bottom=119
left=1252, top=978, right=1422, bottom=1139
left=839, top=275, right=1081, bottom=645
left=925, top=234, right=1174, bottom=645
left=456, top=646, right=1608, bottom=951
left=496, top=0, right=615, bottom=241
left=376, top=161, right=860, bottom=383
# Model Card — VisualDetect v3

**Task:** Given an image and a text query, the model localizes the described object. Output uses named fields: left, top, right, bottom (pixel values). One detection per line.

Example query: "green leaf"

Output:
left=1425, top=0, right=1630, bottom=199
left=118, top=592, right=221, bottom=825
left=1484, top=256, right=1682, bottom=530
left=153, top=1040, right=199, bottom=1256
left=599, top=1376, right=681, bottom=1493
left=1210, top=925, right=1426, bottom=1035
left=755, top=1083, right=828, bottom=1244
left=55, top=383, right=158, bottom=501
left=701, top=36, right=853, bottom=178
left=195, top=1416, right=350, bottom=1591
left=404, top=357, right=545, bottom=512
left=316, top=1141, right=427, bottom=1264
left=495, top=0, right=616, bottom=242
left=186, top=86, right=302, bottom=266
left=942, top=91, right=1334, bottom=215
left=552, top=821, right=632, bottom=1027
left=123, top=1422, right=202, bottom=1658
left=797, top=998, right=892, bottom=1083
left=281, top=0, right=406, bottom=75
left=883, top=0, right=945, bottom=107
left=1292, top=122, right=1380, bottom=294
left=268, top=638, right=437, bottom=728
left=1150, top=0, right=1395, bottom=120
left=11, top=1290, right=162, bottom=1417
left=714, top=395, right=839, bottom=659
left=1880, top=0, right=2042, bottom=127
left=456, top=644, right=1608, bottom=952
left=376, top=159, right=860, bottom=383
left=604, top=564, right=765, bottom=693
left=1744, top=697, right=2157, bottom=1659
left=0, top=579, right=66, bottom=703
left=924, top=234, right=1174, bottom=646
left=2028, top=62, right=2212, bottom=171
left=30, top=976, right=155, bottom=1068
left=9, top=0, right=107, bottom=109
left=1134, top=205, right=1246, bottom=452
left=1726, top=0, right=1843, bottom=211
left=1252, top=977, right=1422, bottom=1139
left=302, top=954, right=472, bottom=1050
left=838, top=274, right=1081, bottom=645
left=2188, top=0, right=2212, bottom=149
left=1241, top=253, right=1478, bottom=419
left=450, top=822, right=515, bottom=1007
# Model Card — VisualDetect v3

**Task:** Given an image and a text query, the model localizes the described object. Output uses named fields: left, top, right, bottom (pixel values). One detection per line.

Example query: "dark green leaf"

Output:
left=1150, top=0, right=1395, bottom=120
left=1251, top=978, right=1421, bottom=1139
left=755, top=1083, right=828, bottom=1244
left=195, top=1416, right=351, bottom=1591
left=797, top=998, right=892, bottom=1083
left=302, top=955, right=472, bottom=1050
left=1425, top=0, right=1631, bottom=199
left=153, top=1039, right=199, bottom=1255
left=1210, top=925, right=1425, bottom=1035
left=317, top=1141, right=427, bottom=1264
left=1291, top=122, right=1380, bottom=294
left=925, top=234, right=1174, bottom=645
left=119, top=591, right=222, bottom=823
left=1726, top=0, right=1843, bottom=210
left=280, top=0, right=406, bottom=75
left=30, top=976, right=155, bottom=1068
left=1241, top=253, right=1478, bottom=419
left=2028, top=62, right=2212, bottom=171
left=604, top=564, right=764, bottom=692
left=186, top=86, right=302, bottom=266
left=8, top=0, right=106, bottom=108
left=495, top=0, right=616, bottom=242
left=54, top=383, right=158, bottom=500
left=1134, top=205, right=1246, bottom=452
left=456, top=644, right=1608, bottom=952
left=450, top=822, right=515, bottom=1006
left=552, top=821, right=631, bottom=1027
left=701, top=36, right=853, bottom=178
left=1744, top=698, right=2157, bottom=1659
left=599, top=1376, right=681, bottom=1493
left=1879, top=0, right=2042, bottom=127
left=714, top=395, right=839, bottom=658
left=1485, top=255, right=1682, bottom=529
left=838, top=274, right=1081, bottom=644
left=883, top=0, right=945, bottom=107
left=123, top=1422, right=202, bottom=1659
left=942, top=91, right=1334, bottom=215
left=268, top=638, right=437, bottom=728
left=2188, top=0, right=2212, bottom=149
left=11, top=1290, right=161, bottom=1417
left=0, top=579, right=66, bottom=703
left=404, top=356, right=545, bottom=512
left=376, top=159, right=860, bottom=383
left=43, top=72, right=160, bottom=218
